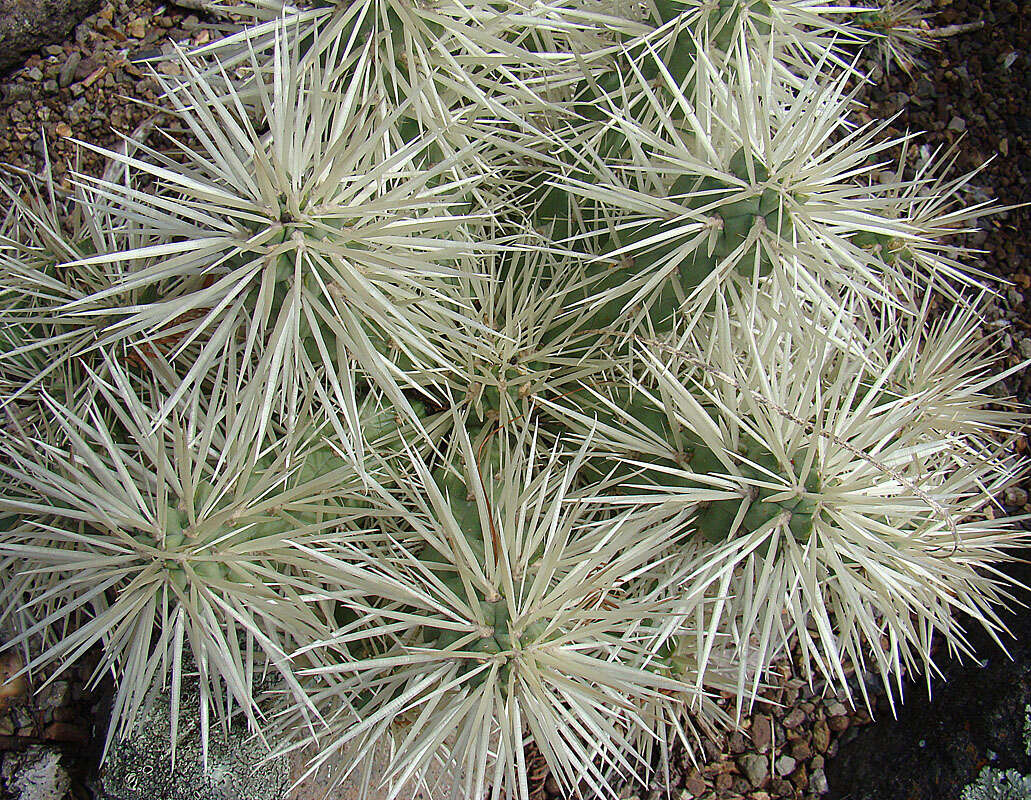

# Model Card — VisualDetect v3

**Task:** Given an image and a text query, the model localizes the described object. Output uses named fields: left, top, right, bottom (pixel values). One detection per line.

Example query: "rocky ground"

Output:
left=0, top=0, right=1029, bottom=799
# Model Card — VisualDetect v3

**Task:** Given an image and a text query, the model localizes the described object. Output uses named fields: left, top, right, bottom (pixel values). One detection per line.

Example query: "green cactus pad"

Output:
left=694, top=449, right=822, bottom=545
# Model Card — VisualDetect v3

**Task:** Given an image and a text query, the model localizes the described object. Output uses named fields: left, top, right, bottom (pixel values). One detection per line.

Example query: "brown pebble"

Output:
left=752, top=715, right=772, bottom=754
left=43, top=722, right=87, bottom=743
left=812, top=719, right=830, bottom=753
left=127, top=17, right=147, bottom=38
left=782, top=708, right=805, bottom=729
left=769, top=777, right=793, bottom=797
left=715, top=772, right=734, bottom=792
left=790, top=739, right=811, bottom=761
left=729, top=732, right=747, bottom=754
left=684, top=774, right=707, bottom=797
left=74, top=57, right=98, bottom=82
left=827, top=715, right=850, bottom=733
left=52, top=707, right=77, bottom=723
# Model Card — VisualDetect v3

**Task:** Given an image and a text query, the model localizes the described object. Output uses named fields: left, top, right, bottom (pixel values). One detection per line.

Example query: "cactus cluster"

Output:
left=0, top=0, right=1025, bottom=798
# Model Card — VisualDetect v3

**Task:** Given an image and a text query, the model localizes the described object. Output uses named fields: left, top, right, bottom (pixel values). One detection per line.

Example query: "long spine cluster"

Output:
left=0, top=1, right=1024, bottom=798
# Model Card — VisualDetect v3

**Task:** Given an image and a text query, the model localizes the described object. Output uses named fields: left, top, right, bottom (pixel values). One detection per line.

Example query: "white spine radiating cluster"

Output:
left=0, top=1, right=1024, bottom=798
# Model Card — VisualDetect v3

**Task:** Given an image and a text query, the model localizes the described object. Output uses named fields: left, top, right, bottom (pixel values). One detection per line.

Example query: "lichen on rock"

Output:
left=959, top=704, right=1031, bottom=800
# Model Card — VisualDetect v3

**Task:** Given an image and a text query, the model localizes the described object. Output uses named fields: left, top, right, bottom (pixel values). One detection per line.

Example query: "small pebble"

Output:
left=739, top=754, right=769, bottom=788
left=752, top=715, right=772, bottom=753
left=810, top=768, right=830, bottom=795
left=53, top=707, right=77, bottom=723
left=1005, top=486, right=1028, bottom=507
left=782, top=708, right=806, bottom=729
left=74, top=57, right=98, bottom=81
left=127, top=17, right=147, bottom=38
left=37, top=680, right=71, bottom=711
left=59, top=51, right=81, bottom=87
left=812, top=719, right=831, bottom=753
left=43, top=722, right=87, bottom=743
left=683, top=775, right=707, bottom=797
left=790, top=739, right=811, bottom=761
left=775, top=756, right=797, bottom=777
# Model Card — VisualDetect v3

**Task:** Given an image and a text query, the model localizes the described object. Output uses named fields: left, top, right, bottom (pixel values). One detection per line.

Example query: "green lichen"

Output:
left=958, top=704, right=1031, bottom=800
left=960, top=769, right=1031, bottom=800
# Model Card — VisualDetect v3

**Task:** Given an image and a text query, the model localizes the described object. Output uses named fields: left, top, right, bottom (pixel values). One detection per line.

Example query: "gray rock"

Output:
left=58, top=50, right=79, bottom=86
left=0, top=0, right=101, bottom=75
left=738, top=754, right=769, bottom=788
left=811, top=768, right=829, bottom=795
left=775, top=755, right=797, bottom=776
left=100, top=680, right=290, bottom=800
left=0, top=746, right=71, bottom=800
left=36, top=681, right=70, bottom=713
left=1, top=83, right=30, bottom=101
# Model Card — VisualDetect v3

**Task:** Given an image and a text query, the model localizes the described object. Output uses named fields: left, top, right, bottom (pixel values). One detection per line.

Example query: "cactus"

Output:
left=0, top=1, right=1025, bottom=798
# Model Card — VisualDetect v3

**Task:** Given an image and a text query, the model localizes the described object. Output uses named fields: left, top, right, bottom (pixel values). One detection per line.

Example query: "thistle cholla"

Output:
left=0, top=1, right=1024, bottom=798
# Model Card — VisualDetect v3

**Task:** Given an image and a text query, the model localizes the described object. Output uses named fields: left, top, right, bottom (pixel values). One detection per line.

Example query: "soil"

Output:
left=0, top=0, right=1028, bottom=799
